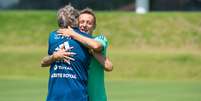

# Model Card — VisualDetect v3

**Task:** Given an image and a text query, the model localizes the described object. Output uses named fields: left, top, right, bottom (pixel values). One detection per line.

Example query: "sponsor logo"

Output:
left=51, top=73, right=77, bottom=79
left=53, top=65, right=73, bottom=71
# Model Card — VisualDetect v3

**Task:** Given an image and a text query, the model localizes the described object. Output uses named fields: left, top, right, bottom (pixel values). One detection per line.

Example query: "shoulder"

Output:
left=49, top=31, right=57, bottom=39
left=94, top=34, right=107, bottom=42
left=48, top=31, right=58, bottom=43
left=94, top=34, right=108, bottom=50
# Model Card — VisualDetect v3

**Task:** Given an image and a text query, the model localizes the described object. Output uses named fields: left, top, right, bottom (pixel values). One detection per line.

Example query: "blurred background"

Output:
left=0, top=0, right=201, bottom=11
left=0, top=0, right=201, bottom=101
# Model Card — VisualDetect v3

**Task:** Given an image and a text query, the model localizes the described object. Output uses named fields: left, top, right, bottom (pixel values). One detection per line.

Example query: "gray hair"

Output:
left=57, top=5, right=79, bottom=28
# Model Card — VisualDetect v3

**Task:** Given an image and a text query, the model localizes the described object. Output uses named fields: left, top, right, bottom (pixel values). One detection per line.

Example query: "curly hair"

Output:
left=57, top=5, right=79, bottom=28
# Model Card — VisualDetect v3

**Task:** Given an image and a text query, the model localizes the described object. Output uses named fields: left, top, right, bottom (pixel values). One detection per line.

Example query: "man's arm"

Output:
left=57, top=28, right=102, bottom=52
left=92, top=51, right=113, bottom=72
left=41, top=55, right=55, bottom=67
left=57, top=28, right=113, bottom=71
left=41, top=47, right=76, bottom=67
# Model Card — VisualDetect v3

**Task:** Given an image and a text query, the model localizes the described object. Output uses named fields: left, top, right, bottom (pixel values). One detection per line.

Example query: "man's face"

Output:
left=78, top=13, right=94, bottom=34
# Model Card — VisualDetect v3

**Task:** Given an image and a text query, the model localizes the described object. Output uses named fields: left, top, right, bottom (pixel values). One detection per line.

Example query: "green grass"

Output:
left=107, top=80, right=201, bottom=101
left=1, top=46, right=201, bottom=80
left=95, top=12, right=201, bottom=48
left=0, top=79, right=47, bottom=101
left=106, top=49, right=201, bottom=80
left=0, top=11, right=201, bottom=101
left=0, top=11, right=201, bottom=80
left=0, top=11, right=201, bottom=48
left=0, top=10, right=57, bottom=46
left=0, top=79, right=201, bottom=101
left=0, top=46, right=48, bottom=78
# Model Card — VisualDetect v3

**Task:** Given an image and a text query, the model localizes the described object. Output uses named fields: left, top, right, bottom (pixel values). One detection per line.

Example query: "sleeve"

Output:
left=94, top=34, right=108, bottom=52
left=48, top=32, right=55, bottom=55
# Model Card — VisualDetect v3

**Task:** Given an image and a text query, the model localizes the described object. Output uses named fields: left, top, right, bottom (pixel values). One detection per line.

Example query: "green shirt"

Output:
left=88, top=35, right=108, bottom=101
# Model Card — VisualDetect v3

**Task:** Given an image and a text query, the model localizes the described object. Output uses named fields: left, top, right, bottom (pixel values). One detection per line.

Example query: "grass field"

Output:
left=1, top=47, right=201, bottom=101
left=0, top=11, right=201, bottom=48
left=0, top=11, right=201, bottom=101
left=1, top=46, right=201, bottom=80
left=0, top=78, right=201, bottom=101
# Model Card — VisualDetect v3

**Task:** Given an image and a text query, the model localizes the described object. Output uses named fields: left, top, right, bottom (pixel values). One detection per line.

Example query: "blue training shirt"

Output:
left=46, top=28, right=91, bottom=101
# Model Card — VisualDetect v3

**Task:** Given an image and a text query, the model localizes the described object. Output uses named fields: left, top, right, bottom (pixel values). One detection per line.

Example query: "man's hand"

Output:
left=41, top=46, right=76, bottom=67
left=53, top=46, right=76, bottom=64
left=92, top=52, right=113, bottom=72
left=57, top=27, right=74, bottom=37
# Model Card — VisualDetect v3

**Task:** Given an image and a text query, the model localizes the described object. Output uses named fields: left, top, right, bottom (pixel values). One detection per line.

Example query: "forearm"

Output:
left=93, top=52, right=113, bottom=72
left=71, top=31, right=102, bottom=52
left=41, top=55, right=55, bottom=67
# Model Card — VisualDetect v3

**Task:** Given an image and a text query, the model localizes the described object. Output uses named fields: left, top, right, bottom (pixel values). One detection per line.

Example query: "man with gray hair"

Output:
left=57, top=5, right=79, bottom=28
left=43, top=5, right=101, bottom=101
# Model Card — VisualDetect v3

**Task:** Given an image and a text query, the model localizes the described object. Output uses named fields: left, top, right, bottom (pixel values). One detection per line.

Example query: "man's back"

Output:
left=46, top=29, right=91, bottom=101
